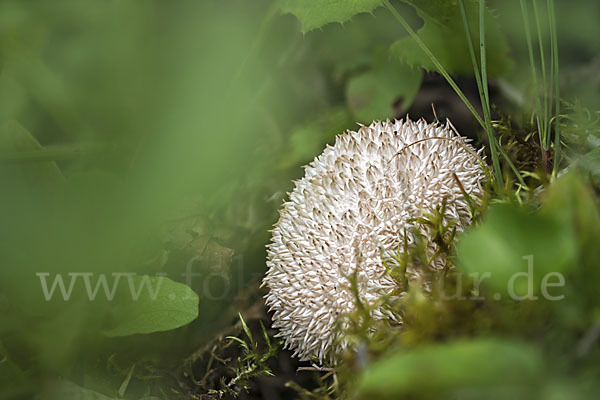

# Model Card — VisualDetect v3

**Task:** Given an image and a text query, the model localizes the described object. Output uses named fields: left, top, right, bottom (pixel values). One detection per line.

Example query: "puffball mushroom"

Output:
left=263, top=118, right=485, bottom=363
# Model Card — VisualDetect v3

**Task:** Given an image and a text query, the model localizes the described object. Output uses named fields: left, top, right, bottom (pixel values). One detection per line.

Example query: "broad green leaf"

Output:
left=346, top=49, right=422, bottom=122
left=358, top=339, right=542, bottom=398
left=542, top=172, right=600, bottom=243
left=541, top=173, right=600, bottom=310
left=102, top=276, right=199, bottom=337
left=456, top=203, right=576, bottom=300
left=278, top=0, right=383, bottom=33
left=391, top=0, right=512, bottom=76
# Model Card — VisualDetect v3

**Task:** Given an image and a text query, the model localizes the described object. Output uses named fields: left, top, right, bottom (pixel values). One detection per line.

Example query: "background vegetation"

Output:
left=0, top=0, right=599, bottom=399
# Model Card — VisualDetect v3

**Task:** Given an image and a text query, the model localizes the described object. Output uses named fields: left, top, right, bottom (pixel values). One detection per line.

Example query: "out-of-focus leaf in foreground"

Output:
left=358, top=339, right=542, bottom=399
left=456, top=202, right=576, bottom=299
left=0, top=120, right=64, bottom=186
left=541, top=173, right=600, bottom=313
left=0, top=0, right=280, bottom=391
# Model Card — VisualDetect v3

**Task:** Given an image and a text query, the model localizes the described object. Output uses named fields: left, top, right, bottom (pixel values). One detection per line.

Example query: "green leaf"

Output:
left=278, top=0, right=384, bottom=32
left=227, top=336, right=251, bottom=354
left=390, top=0, right=512, bottom=76
left=239, top=312, right=253, bottom=343
left=260, top=320, right=271, bottom=347
left=358, top=339, right=542, bottom=398
left=541, top=172, right=600, bottom=310
left=542, top=172, right=600, bottom=241
left=346, top=49, right=422, bottom=122
left=456, top=203, right=576, bottom=299
left=102, top=276, right=199, bottom=337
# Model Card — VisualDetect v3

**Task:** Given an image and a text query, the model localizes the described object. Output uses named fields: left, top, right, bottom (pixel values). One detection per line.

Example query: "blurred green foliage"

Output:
left=457, top=202, right=576, bottom=299
left=359, top=339, right=543, bottom=399
left=390, top=0, right=512, bottom=75
left=346, top=172, right=600, bottom=400
left=0, top=0, right=599, bottom=399
left=346, top=47, right=422, bottom=122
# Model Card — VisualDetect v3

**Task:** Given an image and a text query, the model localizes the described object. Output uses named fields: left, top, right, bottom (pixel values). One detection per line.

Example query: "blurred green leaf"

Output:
left=285, top=107, right=353, bottom=166
left=346, top=49, right=422, bottom=122
left=358, top=339, right=542, bottom=398
left=577, top=147, right=600, bottom=187
left=0, top=352, right=31, bottom=399
left=0, top=120, right=64, bottom=185
left=541, top=173, right=600, bottom=311
left=391, top=0, right=512, bottom=76
left=42, top=380, right=124, bottom=400
left=542, top=172, right=600, bottom=243
left=102, top=277, right=198, bottom=337
left=278, top=0, right=383, bottom=32
left=0, top=73, right=27, bottom=121
left=456, top=203, right=576, bottom=299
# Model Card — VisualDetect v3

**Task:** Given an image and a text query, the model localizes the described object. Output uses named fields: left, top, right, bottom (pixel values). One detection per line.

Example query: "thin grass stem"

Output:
left=532, top=0, right=550, bottom=148
left=520, top=0, right=545, bottom=153
left=478, top=0, right=504, bottom=187
left=457, top=0, right=502, bottom=187
left=548, top=0, right=560, bottom=174
left=383, top=0, right=525, bottom=187
left=479, top=0, right=491, bottom=124
left=382, top=1, right=484, bottom=128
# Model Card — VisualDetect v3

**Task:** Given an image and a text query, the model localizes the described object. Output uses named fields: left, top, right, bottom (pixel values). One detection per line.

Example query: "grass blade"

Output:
left=548, top=0, right=560, bottom=174
left=520, top=0, right=548, bottom=166
left=384, top=0, right=524, bottom=186
left=458, top=0, right=503, bottom=188
left=532, top=0, right=550, bottom=149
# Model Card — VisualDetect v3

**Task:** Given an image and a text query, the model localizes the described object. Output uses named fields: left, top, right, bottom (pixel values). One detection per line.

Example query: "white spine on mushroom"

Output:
left=263, top=119, right=485, bottom=363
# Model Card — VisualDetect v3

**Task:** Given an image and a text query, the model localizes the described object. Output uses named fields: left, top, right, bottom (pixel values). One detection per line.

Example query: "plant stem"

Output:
left=548, top=0, right=556, bottom=154
left=548, top=0, right=560, bottom=174
left=532, top=0, right=550, bottom=149
left=382, top=1, right=484, bottom=126
left=457, top=0, right=502, bottom=187
left=458, top=1, right=484, bottom=107
left=385, top=0, right=525, bottom=186
left=520, top=0, right=546, bottom=155
left=478, top=0, right=505, bottom=188
left=382, top=0, right=509, bottom=180
left=479, top=0, right=491, bottom=125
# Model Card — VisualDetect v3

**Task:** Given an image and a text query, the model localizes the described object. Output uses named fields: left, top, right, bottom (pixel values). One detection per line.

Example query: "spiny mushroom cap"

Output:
left=263, top=118, right=485, bottom=363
